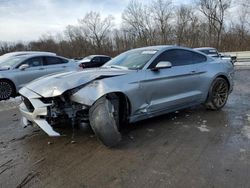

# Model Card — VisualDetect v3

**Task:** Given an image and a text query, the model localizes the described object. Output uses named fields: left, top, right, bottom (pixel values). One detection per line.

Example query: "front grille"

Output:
left=22, top=97, right=34, bottom=112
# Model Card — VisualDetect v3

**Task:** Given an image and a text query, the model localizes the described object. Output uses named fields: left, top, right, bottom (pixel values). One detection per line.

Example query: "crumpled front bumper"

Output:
left=19, top=87, right=60, bottom=136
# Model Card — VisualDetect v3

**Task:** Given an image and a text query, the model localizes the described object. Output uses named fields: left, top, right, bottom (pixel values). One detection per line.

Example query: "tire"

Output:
left=205, top=77, right=229, bottom=110
left=0, top=80, right=15, bottom=100
left=89, top=96, right=122, bottom=147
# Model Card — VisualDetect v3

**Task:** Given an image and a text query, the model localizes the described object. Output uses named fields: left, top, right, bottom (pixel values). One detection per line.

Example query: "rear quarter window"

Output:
left=44, top=57, right=68, bottom=65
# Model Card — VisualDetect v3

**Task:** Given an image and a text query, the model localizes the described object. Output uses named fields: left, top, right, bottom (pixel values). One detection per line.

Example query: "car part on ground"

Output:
left=19, top=45, right=234, bottom=147
left=0, top=54, right=79, bottom=100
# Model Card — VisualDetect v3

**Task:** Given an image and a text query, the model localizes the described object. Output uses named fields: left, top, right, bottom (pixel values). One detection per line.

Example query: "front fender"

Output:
left=70, top=80, right=127, bottom=106
left=69, top=78, right=143, bottom=116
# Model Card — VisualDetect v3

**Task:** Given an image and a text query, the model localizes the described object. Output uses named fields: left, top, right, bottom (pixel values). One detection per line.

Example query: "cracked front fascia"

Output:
left=19, top=98, right=61, bottom=136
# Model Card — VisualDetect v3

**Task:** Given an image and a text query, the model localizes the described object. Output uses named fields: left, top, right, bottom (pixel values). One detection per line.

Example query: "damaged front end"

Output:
left=19, top=87, right=90, bottom=136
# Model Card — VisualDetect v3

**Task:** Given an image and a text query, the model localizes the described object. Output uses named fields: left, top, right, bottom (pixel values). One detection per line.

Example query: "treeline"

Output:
left=0, top=0, right=249, bottom=58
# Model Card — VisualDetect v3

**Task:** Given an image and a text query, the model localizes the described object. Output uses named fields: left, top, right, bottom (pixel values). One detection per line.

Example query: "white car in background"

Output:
left=0, top=54, right=79, bottom=100
left=0, top=51, right=56, bottom=64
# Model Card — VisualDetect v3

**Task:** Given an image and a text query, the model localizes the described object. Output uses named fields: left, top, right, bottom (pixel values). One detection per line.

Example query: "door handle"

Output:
left=39, top=68, right=45, bottom=70
left=190, top=70, right=196, bottom=74
left=62, top=66, right=67, bottom=68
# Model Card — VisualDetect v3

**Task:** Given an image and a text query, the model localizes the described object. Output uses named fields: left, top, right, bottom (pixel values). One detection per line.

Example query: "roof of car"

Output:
left=88, top=55, right=111, bottom=58
left=9, top=54, right=68, bottom=60
left=132, top=45, right=175, bottom=51
left=194, top=47, right=217, bottom=50
left=128, top=45, right=208, bottom=53
left=1, top=51, right=56, bottom=57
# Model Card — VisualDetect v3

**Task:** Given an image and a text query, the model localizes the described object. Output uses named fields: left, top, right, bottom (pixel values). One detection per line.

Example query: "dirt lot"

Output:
left=0, top=68, right=250, bottom=188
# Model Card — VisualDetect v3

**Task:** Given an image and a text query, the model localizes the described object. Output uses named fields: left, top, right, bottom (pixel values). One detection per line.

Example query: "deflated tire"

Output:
left=89, top=96, right=122, bottom=147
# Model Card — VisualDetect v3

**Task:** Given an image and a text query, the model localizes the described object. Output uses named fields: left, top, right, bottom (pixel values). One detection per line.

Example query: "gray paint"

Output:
left=19, top=46, right=234, bottom=136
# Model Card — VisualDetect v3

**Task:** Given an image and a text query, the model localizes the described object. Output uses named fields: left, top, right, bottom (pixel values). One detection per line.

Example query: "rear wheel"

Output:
left=89, top=95, right=122, bottom=147
left=205, top=78, right=229, bottom=110
left=0, top=80, right=15, bottom=100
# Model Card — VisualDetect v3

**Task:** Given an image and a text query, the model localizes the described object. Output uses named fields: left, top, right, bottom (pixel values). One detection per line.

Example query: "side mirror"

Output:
left=19, top=64, right=29, bottom=70
left=151, top=61, right=172, bottom=71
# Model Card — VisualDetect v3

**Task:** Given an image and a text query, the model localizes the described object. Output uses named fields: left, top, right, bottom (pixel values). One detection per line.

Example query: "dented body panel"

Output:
left=19, top=46, right=234, bottom=136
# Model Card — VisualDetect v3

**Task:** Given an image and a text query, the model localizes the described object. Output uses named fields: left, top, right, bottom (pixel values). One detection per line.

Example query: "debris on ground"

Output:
left=197, top=125, right=210, bottom=132
left=71, top=140, right=76, bottom=144
left=242, top=126, right=250, bottom=139
left=147, top=128, right=155, bottom=132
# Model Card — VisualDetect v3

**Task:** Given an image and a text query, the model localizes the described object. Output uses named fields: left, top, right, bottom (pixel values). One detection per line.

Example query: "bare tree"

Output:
left=79, top=11, right=114, bottom=51
left=151, top=0, right=173, bottom=44
left=122, top=0, right=155, bottom=46
left=2, top=0, right=250, bottom=57
left=175, top=5, right=192, bottom=45
left=198, top=0, right=231, bottom=48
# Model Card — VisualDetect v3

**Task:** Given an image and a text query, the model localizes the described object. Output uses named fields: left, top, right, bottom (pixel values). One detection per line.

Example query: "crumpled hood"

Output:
left=24, top=68, right=131, bottom=98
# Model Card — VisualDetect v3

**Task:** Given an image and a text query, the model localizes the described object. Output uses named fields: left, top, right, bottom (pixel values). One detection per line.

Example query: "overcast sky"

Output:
left=0, top=0, right=194, bottom=42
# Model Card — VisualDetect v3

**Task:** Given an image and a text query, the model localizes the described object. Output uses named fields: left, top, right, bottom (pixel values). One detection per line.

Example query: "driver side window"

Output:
left=21, top=57, right=43, bottom=67
left=150, top=49, right=207, bottom=68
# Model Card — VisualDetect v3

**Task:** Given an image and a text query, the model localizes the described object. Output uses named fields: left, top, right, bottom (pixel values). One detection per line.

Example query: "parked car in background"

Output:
left=194, top=47, right=220, bottom=58
left=0, top=51, right=56, bottom=64
left=19, top=45, right=234, bottom=147
left=0, top=54, right=79, bottom=100
left=194, top=47, right=236, bottom=64
left=77, top=55, right=111, bottom=68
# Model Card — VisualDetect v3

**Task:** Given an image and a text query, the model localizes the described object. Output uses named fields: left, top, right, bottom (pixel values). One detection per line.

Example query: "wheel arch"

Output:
left=206, top=74, right=230, bottom=101
left=97, top=91, right=132, bottom=116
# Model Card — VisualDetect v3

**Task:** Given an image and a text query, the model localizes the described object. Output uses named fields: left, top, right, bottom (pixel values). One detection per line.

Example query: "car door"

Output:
left=44, top=56, right=71, bottom=74
left=14, top=56, right=47, bottom=89
left=142, top=49, right=207, bottom=113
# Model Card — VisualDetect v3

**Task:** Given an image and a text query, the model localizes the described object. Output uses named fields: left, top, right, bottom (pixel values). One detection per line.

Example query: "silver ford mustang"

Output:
left=19, top=46, right=234, bottom=147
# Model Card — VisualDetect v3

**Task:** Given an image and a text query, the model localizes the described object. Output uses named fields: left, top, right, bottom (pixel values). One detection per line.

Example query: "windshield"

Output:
left=0, top=56, right=26, bottom=69
left=0, top=54, right=12, bottom=64
left=82, top=56, right=94, bottom=60
left=104, top=49, right=158, bottom=70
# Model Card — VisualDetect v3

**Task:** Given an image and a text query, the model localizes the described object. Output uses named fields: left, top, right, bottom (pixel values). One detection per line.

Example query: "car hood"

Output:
left=24, top=68, right=131, bottom=98
left=0, top=66, right=11, bottom=71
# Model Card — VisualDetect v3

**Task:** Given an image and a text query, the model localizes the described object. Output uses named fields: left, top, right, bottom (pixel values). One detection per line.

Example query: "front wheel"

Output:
left=205, top=78, right=229, bottom=110
left=0, top=80, right=15, bottom=100
left=89, top=96, right=122, bottom=147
